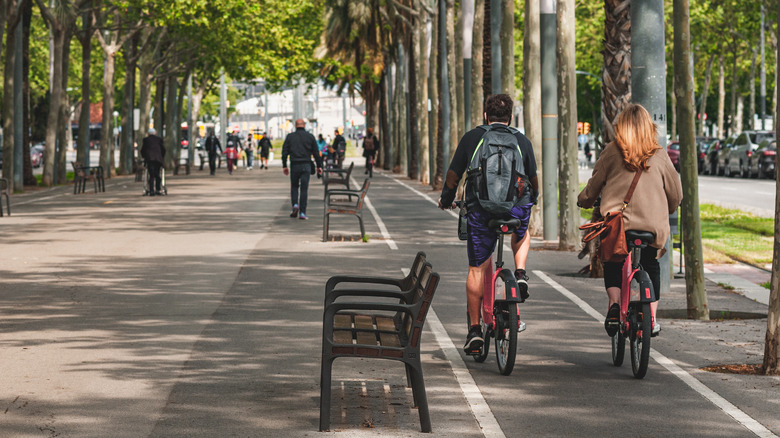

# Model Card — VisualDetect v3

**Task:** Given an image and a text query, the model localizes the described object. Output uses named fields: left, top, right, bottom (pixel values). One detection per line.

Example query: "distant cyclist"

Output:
left=578, top=103, right=682, bottom=337
left=438, top=94, right=539, bottom=353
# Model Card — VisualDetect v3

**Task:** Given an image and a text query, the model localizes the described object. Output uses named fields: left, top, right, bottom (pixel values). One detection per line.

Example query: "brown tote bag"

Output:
left=580, top=170, right=643, bottom=263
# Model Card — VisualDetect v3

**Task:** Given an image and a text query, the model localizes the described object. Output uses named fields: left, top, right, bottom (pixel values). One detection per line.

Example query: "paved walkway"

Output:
left=0, top=159, right=777, bottom=437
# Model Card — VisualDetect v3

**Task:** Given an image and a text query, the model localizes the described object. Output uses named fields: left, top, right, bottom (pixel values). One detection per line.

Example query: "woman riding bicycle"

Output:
left=577, top=103, right=682, bottom=337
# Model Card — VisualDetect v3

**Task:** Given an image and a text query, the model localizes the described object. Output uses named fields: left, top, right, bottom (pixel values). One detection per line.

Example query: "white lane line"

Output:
left=351, top=176, right=397, bottom=250
left=534, top=270, right=778, bottom=438
left=427, top=308, right=506, bottom=438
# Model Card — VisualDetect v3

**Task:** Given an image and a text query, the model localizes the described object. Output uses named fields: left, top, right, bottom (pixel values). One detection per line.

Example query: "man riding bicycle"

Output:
left=438, top=94, right=539, bottom=354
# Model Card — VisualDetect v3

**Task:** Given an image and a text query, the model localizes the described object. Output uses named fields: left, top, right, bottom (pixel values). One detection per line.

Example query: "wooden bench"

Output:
left=0, top=178, right=10, bottom=216
left=322, top=178, right=369, bottom=242
left=322, top=161, right=354, bottom=194
left=320, top=259, right=440, bottom=432
left=72, top=161, right=104, bottom=194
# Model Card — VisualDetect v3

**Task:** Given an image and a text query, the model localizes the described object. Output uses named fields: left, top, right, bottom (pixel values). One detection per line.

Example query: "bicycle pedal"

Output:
left=517, top=321, right=527, bottom=333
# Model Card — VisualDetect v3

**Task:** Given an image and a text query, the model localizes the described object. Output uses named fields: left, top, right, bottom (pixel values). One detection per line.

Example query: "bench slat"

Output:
left=356, top=331, right=378, bottom=346
left=333, top=330, right=354, bottom=345
left=379, top=332, right=402, bottom=348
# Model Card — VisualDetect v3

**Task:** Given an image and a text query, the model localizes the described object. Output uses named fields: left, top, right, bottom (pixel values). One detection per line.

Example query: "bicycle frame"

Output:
left=619, top=246, right=656, bottom=331
left=481, top=232, right=523, bottom=328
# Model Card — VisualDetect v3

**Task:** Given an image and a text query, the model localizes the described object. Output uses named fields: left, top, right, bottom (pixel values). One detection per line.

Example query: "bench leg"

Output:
left=357, top=214, right=365, bottom=240
left=319, top=356, right=334, bottom=431
left=408, top=364, right=431, bottom=433
left=322, top=213, right=329, bottom=242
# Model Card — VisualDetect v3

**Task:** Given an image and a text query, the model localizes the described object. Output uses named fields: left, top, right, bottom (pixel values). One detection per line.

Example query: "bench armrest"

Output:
left=324, top=288, right=410, bottom=307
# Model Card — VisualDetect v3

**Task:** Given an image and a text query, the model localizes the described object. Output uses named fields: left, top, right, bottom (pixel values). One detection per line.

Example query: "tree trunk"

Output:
left=416, top=14, right=430, bottom=185
left=482, top=0, right=491, bottom=99
left=429, top=5, right=441, bottom=189
left=729, top=46, right=738, bottom=136
left=556, top=0, right=579, bottom=251
left=471, top=0, right=484, bottom=128
left=119, top=37, right=136, bottom=175
left=736, top=95, right=744, bottom=134
left=41, top=27, right=64, bottom=186
left=3, top=4, right=19, bottom=190
left=446, top=0, right=458, bottom=161
left=455, top=2, right=465, bottom=142
left=671, top=72, right=677, bottom=140
left=22, top=0, right=34, bottom=186
left=77, top=6, right=92, bottom=166
left=408, top=29, right=419, bottom=181
left=164, top=74, right=179, bottom=170
left=674, top=0, right=708, bottom=321
left=717, top=52, right=725, bottom=137
left=698, top=54, right=714, bottom=136
left=601, top=0, right=632, bottom=144
left=56, top=30, right=73, bottom=184
left=500, top=0, right=514, bottom=100
left=380, top=72, right=391, bottom=171
left=138, top=63, right=154, bottom=138
left=397, top=45, right=408, bottom=175
left=749, top=49, right=757, bottom=130
left=524, top=0, right=542, bottom=238
left=100, top=50, right=118, bottom=178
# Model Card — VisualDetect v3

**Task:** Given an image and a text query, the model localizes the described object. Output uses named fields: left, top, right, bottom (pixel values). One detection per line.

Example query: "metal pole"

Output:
left=439, top=0, right=451, bottom=162
left=541, top=0, right=558, bottom=242
left=631, top=0, right=670, bottom=296
left=760, top=4, right=767, bottom=130
left=342, top=94, right=347, bottom=137
left=219, top=70, right=227, bottom=148
left=462, top=0, right=474, bottom=131
left=490, top=0, right=502, bottom=94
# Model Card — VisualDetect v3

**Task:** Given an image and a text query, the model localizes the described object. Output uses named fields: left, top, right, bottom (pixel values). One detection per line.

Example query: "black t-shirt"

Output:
left=440, top=124, right=537, bottom=207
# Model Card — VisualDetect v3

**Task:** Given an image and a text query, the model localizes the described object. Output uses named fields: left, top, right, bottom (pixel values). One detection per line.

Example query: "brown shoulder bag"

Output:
left=579, top=170, right=643, bottom=263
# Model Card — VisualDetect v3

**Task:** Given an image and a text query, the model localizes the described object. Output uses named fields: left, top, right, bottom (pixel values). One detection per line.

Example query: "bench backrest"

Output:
left=398, top=263, right=439, bottom=348
left=399, top=251, right=427, bottom=291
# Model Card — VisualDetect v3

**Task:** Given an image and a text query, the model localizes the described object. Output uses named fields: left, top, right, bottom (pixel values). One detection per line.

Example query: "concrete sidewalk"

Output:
left=0, top=160, right=776, bottom=437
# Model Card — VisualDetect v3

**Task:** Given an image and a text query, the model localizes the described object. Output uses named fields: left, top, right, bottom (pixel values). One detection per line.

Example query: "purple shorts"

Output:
left=467, top=203, right=533, bottom=267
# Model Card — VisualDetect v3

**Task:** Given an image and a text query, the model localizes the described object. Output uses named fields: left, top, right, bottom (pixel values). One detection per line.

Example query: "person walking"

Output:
left=258, top=133, right=272, bottom=169
left=578, top=103, right=682, bottom=337
left=141, top=128, right=166, bottom=196
left=282, top=119, right=323, bottom=220
left=226, top=128, right=243, bottom=170
left=361, top=128, right=379, bottom=176
left=245, top=133, right=255, bottom=170
left=204, top=130, right=222, bottom=175
left=329, top=128, right=346, bottom=168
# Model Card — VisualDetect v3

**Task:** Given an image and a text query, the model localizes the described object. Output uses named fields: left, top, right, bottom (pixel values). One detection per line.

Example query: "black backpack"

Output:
left=465, top=125, right=530, bottom=214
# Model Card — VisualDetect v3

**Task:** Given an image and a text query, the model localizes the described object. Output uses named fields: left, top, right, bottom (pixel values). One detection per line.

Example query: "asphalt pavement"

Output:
left=0, top=158, right=778, bottom=437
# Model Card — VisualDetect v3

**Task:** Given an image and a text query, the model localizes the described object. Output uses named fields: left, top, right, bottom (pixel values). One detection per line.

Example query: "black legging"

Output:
left=603, top=246, right=661, bottom=300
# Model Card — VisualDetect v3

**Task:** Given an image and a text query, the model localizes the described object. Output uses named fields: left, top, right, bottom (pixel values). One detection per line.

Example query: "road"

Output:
left=1, top=161, right=776, bottom=437
left=579, top=157, right=776, bottom=218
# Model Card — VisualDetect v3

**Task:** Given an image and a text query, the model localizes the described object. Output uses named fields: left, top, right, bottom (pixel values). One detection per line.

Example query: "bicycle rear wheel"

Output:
left=495, top=302, right=518, bottom=375
left=630, top=302, right=652, bottom=378
left=611, top=329, right=625, bottom=366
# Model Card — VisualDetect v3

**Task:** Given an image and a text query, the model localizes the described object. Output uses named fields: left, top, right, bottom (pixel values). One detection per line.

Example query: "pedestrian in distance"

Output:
left=141, top=128, right=166, bottom=196
left=226, top=127, right=243, bottom=171
left=245, top=132, right=255, bottom=170
left=438, top=93, right=539, bottom=354
left=329, top=128, right=346, bottom=169
left=282, top=119, right=323, bottom=220
left=317, top=134, right=328, bottom=162
left=204, top=130, right=222, bottom=175
left=258, top=132, right=272, bottom=169
left=362, top=128, right=379, bottom=175
left=578, top=103, right=682, bottom=337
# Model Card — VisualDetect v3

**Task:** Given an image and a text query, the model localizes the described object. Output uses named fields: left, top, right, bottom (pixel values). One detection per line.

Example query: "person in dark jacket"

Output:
left=282, top=119, right=323, bottom=220
left=362, top=128, right=379, bottom=175
left=141, top=128, right=166, bottom=196
left=258, top=133, right=272, bottom=169
left=329, top=128, right=346, bottom=168
left=204, top=131, right=222, bottom=175
left=226, top=128, right=243, bottom=170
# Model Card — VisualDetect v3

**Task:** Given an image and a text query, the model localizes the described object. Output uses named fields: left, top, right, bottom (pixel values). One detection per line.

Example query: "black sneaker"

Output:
left=290, top=204, right=299, bottom=218
left=463, top=325, right=484, bottom=354
left=514, top=269, right=530, bottom=301
left=605, top=303, right=620, bottom=337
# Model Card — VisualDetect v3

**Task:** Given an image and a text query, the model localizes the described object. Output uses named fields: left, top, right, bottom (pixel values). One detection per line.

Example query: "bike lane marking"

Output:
left=387, top=174, right=504, bottom=437
left=535, top=270, right=778, bottom=438
left=350, top=176, right=398, bottom=250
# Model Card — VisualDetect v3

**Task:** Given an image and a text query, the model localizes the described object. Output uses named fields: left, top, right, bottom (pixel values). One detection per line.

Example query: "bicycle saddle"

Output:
left=487, top=218, right=522, bottom=233
left=625, top=230, right=655, bottom=248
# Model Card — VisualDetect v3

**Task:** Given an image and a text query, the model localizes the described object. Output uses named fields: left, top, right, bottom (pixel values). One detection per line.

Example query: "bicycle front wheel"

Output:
left=611, top=329, right=625, bottom=366
left=495, top=302, right=518, bottom=375
left=630, top=302, right=652, bottom=378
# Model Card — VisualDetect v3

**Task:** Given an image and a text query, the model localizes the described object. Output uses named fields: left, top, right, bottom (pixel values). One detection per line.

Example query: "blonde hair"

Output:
left=614, top=103, right=661, bottom=171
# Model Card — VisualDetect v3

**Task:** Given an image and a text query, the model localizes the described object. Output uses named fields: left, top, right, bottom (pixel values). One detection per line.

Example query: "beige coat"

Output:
left=578, top=142, right=683, bottom=252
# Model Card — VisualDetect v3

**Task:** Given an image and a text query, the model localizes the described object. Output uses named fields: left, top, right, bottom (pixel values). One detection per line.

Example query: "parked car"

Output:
left=30, top=143, right=45, bottom=168
left=715, top=134, right=738, bottom=176
left=749, top=138, right=777, bottom=179
left=667, top=141, right=680, bottom=171
left=723, top=130, right=774, bottom=177
left=703, top=139, right=724, bottom=175
left=695, top=136, right=716, bottom=174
